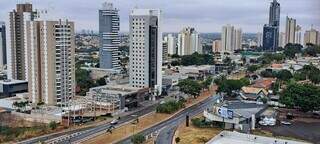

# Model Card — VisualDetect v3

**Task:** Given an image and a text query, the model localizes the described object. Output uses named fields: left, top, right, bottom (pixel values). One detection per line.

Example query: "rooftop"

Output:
left=251, top=78, right=276, bottom=89
left=206, top=131, right=308, bottom=144
left=241, top=86, right=268, bottom=95
left=0, top=79, right=28, bottom=85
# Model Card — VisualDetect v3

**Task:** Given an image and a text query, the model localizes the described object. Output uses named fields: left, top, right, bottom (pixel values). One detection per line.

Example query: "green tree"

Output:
left=48, top=121, right=58, bottom=130
left=280, top=83, right=320, bottom=112
left=283, top=43, right=302, bottom=59
left=201, top=76, right=213, bottom=90
left=175, top=137, right=181, bottom=143
left=178, top=79, right=202, bottom=98
left=131, top=134, right=145, bottom=144
left=276, top=70, right=293, bottom=81
left=247, top=65, right=260, bottom=73
left=217, top=78, right=249, bottom=96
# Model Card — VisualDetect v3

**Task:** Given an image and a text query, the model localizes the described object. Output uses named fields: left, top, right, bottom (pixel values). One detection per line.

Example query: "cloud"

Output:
left=0, top=0, right=319, bottom=33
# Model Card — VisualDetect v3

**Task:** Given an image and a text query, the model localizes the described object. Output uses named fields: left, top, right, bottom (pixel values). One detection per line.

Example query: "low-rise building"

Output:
left=206, top=131, right=308, bottom=144
left=0, top=79, right=28, bottom=98
left=240, top=86, right=269, bottom=101
left=87, top=84, right=149, bottom=113
left=179, top=65, right=215, bottom=80
left=204, top=101, right=267, bottom=131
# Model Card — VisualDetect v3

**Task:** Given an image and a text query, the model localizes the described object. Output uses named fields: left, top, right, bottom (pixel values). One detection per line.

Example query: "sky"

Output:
left=0, top=0, right=319, bottom=33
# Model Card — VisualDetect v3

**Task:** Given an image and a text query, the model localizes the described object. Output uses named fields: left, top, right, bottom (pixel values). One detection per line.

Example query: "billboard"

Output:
left=218, top=107, right=233, bottom=119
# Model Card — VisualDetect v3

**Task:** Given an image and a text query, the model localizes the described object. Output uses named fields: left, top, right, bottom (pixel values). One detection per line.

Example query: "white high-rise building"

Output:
left=279, top=32, right=286, bottom=48
left=177, top=27, right=201, bottom=55
left=167, top=34, right=176, bottom=55
left=285, top=16, right=296, bottom=44
left=221, top=24, right=242, bottom=53
left=129, top=9, right=162, bottom=97
left=256, top=32, right=263, bottom=47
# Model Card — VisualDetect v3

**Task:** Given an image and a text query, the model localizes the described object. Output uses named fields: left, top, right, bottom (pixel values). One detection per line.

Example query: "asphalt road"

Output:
left=18, top=103, right=158, bottom=144
left=116, top=95, right=221, bottom=144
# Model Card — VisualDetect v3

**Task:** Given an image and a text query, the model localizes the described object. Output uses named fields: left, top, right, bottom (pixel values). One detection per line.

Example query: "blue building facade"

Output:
left=263, top=0, right=280, bottom=52
left=99, top=2, right=121, bottom=70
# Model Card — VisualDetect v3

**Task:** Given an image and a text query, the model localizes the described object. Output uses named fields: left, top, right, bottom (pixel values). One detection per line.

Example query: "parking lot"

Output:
left=261, top=118, right=320, bottom=143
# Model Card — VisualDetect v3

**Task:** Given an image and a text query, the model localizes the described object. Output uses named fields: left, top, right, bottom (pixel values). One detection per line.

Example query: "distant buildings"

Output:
left=279, top=32, right=286, bottom=48
left=212, top=40, right=222, bottom=52
left=129, top=9, right=162, bottom=97
left=304, top=27, right=319, bottom=46
left=256, top=32, right=263, bottom=47
left=177, top=27, right=202, bottom=55
left=285, top=16, right=296, bottom=44
left=263, top=0, right=280, bottom=52
left=166, top=34, right=176, bottom=55
left=221, top=24, right=242, bottom=53
left=295, top=25, right=303, bottom=45
left=162, top=40, right=168, bottom=62
left=26, top=20, right=75, bottom=105
left=0, top=22, right=6, bottom=70
left=9, top=3, right=37, bottom=80
left=99, top=2, right=121, bottom=70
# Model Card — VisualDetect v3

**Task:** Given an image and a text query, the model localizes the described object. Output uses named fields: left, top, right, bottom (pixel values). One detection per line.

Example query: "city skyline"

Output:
left=0, top=0, right=319, bottom=33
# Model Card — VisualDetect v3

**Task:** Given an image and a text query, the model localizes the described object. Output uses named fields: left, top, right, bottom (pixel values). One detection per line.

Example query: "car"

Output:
left=110, top=119, right=119, bottom=125
left=281, top=121, right=292, bottom=125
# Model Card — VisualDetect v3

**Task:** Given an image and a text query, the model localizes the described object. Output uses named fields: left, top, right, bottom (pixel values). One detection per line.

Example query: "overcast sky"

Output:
left=0, top=0, right=319, bottom=33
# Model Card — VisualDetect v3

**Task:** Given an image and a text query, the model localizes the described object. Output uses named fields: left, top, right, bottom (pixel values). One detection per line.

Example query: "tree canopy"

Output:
left=283, top=43, right=303, bottom=59
left=178, top=79, right=202, bottom=98
left=280, top=83, right=320, bottom=112
left=216, top=77, right=250, bottom=96
left=180, top=52, right=214, bottom=66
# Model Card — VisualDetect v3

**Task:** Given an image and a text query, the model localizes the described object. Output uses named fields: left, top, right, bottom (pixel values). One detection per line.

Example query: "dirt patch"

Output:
left=174, top=115, right=222, bottom=144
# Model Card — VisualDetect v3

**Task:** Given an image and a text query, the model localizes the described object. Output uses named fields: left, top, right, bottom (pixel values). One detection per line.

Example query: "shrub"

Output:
left=131, top=134, right=145, bottom=144
left=156, top=100, right=185, bottom=114
left=48, top=121, right=58, bottom=130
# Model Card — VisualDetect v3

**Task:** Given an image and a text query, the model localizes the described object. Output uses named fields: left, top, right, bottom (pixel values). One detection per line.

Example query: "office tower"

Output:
left=263, top=25, right=278, bottom=51
left=295, top=25, right=302, bottom=45
left=99, top=2, right=121, bottom=70
left=279, top=32, right=286, bottom=48
left=263, top=0, right=280, bottom=52
left=221, top=25, right=242, bottom=52
left=256, top=32, right=263, bottom=47
left=285, top=16, right=296, bottom=44
left=212, top=40, right=222, bottom=52
left=177, top=27, right=201, bottom=55
left=0, top=22, right=6, bottom=70
left=269, top=0, right=280, bottom=27
left=9, top=3, right=37, bottom=80
left=26, top=20, right=75, bottom=105
left=129, top=9, right=162, bottom=96
left=304, top=28, right=319, bottom=46
left=167, top=34, right=176, bottom=55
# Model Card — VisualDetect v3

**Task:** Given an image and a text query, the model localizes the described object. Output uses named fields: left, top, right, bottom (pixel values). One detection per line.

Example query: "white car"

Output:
left=281, top=121, right=292, bottom=125
left=110, top=119, right=119, bottom=125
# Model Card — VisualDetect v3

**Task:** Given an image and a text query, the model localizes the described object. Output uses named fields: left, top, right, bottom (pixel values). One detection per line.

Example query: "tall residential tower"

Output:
left=0, top=22, right=6, bottom=70
left=285, top=16, right=296, bottom=44
left=129, top=9, right=162, bottom=97
left=177, top=27, right=202, bottom=55
left=26, top=20, right=75, bottom=105
left=9, top=3, right=36, bottom=80
left=99, top=2, right=121, bottom=70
